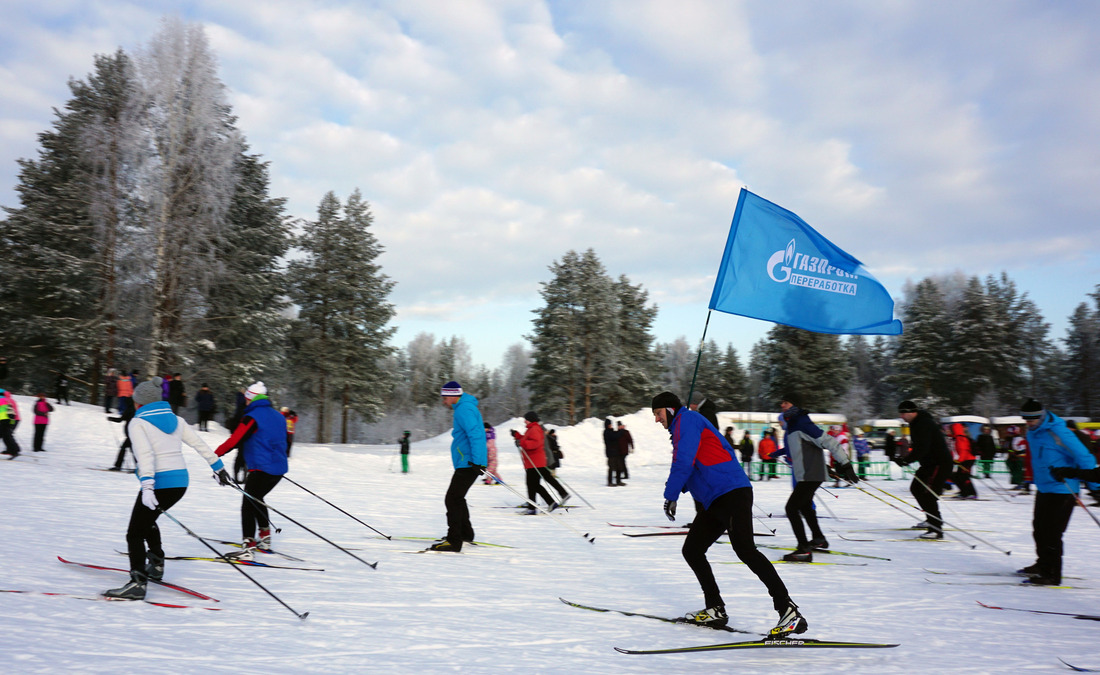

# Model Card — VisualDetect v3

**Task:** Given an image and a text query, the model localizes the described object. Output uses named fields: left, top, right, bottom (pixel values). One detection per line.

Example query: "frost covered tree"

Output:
left=134, top=18, right=241, bottom=373
left=1063, top=294, right=1100, bottom=417
left=656, top=338, right=694, bottom=399
left=487, top=343, right=532, bottom=421
left=598, top=275, right=659, bottom=415
left=712, top=344, right=749, bottom=411
left=288, top=190, right=395, bottom=443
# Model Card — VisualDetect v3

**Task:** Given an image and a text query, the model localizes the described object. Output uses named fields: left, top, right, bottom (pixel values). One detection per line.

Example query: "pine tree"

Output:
left=1063, top=297, right=1099, bottom=417
left=527, top=249, right=621, bottom=424
left=945, top=277, right=1001, bottom=410
left=598, top=275, right=658, bottom=415
left=761, top=325, right=852, bottom=411
left=288, top=190, right=395, bottom=443
left=891, top=279, right=950, bottom=401
left=712, top=344, right=748, bottom=411
left=196, top=150, right=292, bottom=410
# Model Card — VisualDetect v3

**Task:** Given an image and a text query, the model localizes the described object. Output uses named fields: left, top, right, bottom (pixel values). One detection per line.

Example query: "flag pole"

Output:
left=685, top=310, right=713, bottom=405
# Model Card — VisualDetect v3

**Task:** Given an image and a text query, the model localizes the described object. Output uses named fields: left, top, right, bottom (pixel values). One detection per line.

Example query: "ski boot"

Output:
left=910, top=519, right=930, bottom=529
left=103, top=571, right=147, bottom=600
left=257, top=528, right=272, bottom=549
left=226, top=537, right=258, bottom=561
left=782, top=544, right=813, bottom=562
left=683, top=605, right=728, bottom=628
left=769, top=601, right=808, bottom=637
left=427, top=539, right=461, bottom=552
left=145, top=550, right=165, bottom=582
left=918, top=529, right=944, bottom=540
left=1016, top=563, right=1041, bottom=577
left=807, top=536, right=829, bottom=550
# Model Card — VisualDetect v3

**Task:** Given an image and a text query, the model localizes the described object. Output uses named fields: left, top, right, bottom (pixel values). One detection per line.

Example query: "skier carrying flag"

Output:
left=652, top=391, right=807, bottom=638
left=105, top=377, right=233, bottom=600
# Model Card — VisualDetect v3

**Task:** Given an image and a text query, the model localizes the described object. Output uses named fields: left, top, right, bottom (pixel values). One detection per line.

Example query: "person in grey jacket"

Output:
left=777, top=394, right=857, bottom=561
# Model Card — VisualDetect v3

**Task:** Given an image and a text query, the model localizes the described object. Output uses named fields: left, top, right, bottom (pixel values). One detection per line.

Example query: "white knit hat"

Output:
left=245, top=381, right=267, bottom=401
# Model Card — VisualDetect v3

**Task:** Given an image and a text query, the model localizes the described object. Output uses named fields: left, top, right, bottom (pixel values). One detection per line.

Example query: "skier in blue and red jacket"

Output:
left=653, top=391, right=806, bottom=638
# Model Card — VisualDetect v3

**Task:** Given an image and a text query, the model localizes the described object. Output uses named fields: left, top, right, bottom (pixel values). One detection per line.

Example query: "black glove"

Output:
left=471, top=464, right=487, bottom=471
left=663, top=499, right=677, bottom=522
left=1050, top=466, right=1079, bottom=482
left=510, top=429, right=520, bottom=438
left=839, top=463, right=859, bottom=483
left=214, top=469, right=234, bottom=485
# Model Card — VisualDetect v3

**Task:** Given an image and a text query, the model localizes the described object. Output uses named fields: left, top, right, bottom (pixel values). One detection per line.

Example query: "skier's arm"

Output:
left=663, top=415, right=698, bottom=502
left=215, top=417, right=256, bottom=456
left=180, top=422, right=226, bottom=473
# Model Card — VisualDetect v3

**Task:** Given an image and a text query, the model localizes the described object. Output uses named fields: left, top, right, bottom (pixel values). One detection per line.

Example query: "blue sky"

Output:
left=2, top=1, right=1098, bottom=369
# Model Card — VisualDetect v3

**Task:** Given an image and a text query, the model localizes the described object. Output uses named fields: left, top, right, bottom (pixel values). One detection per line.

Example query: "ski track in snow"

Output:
left=1, top=395, right=1098, bottom=673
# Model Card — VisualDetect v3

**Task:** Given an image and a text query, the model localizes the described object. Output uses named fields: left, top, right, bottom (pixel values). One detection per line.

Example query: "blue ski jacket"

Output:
left=663, top=407, right=750, bottom=509
left=1026, top=411, right=1100, bottom=494
left=241, top=398, right=289, bottom=476
left=450, top=393, right=488, bottom=469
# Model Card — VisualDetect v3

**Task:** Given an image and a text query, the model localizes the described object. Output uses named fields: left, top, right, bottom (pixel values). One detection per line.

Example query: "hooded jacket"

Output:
left=662, top=407, right=750, bottom=509
left=780, top=406, right=851, bottom=482
left=131, top=401, right=224, bottom=489
left=1026, top=411, right=1100, bottom=495
left=905, top=410, right=953, bottom=467
left=449, top=393, right=488, bottom=469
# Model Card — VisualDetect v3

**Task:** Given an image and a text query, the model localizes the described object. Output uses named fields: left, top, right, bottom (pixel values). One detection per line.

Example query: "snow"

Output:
left=1, top=396, right=1098, bottom=674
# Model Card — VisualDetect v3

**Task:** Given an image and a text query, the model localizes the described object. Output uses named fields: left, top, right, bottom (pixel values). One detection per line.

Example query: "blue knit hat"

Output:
left=441, top=381, right=463, bottom=397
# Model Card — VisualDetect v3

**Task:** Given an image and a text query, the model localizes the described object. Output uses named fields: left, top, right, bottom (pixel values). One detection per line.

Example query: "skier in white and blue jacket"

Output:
left=653, top=391, right=807, bottom=638
left=429, top=381, right=488, bottom=552
left=105, top=377, right=232, bottom=600
left=1017, top=398, right=1100, bottom=585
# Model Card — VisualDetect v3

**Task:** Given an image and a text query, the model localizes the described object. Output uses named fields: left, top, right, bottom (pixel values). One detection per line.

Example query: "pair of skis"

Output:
left=33, top=557, right=222, bottom=610
left=560, top=598, right=898, bottom=653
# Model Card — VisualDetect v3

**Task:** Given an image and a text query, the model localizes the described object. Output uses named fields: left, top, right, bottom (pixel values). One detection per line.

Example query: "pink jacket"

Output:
left=0, top=391, right=19, bottom=421
left=34, top=399, right=54, bottom=425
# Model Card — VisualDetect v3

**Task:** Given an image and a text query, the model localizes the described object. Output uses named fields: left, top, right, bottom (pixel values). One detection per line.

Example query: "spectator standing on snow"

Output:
left=884, top=428, right=898, bottom=462
left=215, top=382, right=289, bottom=558
left=32, top=393, right=54, bottom=452
left=1019, top=398, right=1100, bottom=585
left=429, top=381, right=487, bottom=552
left=167, top=373, right=186, bottom=415
left=853, top=430, right=871, bottom=480
left=777, top=393, right=858, bottom=561
left=116, top=371, right=135, bottom=417
left=54, top=372, right=70, bottom=406
left=617, top=421, right=634, bottom=480
left=737, top=429, right=754, bottom=471
left=758, top=429, right=778, bottom=480
left=547, top=429, right=562, bottom=472
left=103, top=369, right=119, bottom=413
left=401, top=430, right=413, bottom=475
left=280, top=407, right=298, bottom=457
left=0, top=388, right=22, bottom=457
left=103, top=377, right=232, bottom=600
left=975, top=425, right=997, bottom=478
left=652, top=391, right=808, bottom=638
left=894, top=400, right=954, bottom=539
left=195, top=384, right=216, bottom=432
left=603, top=418, right=624, bottom=486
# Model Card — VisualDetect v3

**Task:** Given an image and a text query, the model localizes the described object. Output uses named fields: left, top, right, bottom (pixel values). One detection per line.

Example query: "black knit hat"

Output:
left=651, top=391, right=682, bottom=410
left=524, top=411, right=540, bottom=423
left=779, top=392, right=802, bottom=408
left=1020, top=398, right=1044, bottom=419
left=897, top=400, right=919, bottom=414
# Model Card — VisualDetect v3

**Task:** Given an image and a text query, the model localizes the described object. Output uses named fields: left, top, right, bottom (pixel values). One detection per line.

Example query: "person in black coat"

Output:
left=894, top=401, right=954, bottom=538
left=603, top=418, right=624, bottom=486
left=975, top=425, right=997, bottom=478
left=167, top=374, right=186, bottom=415
left=194, top=384, right=216, bottom=432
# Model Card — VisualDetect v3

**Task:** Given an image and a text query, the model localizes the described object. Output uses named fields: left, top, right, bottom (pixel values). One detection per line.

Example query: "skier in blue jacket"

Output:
left=1017, top=398, right=1100, bottom=585
left=430, top=381, right=488, bottom=552
left=216, top=381, right=288, bottom=558
left=653, top=391, right=806, bottom=638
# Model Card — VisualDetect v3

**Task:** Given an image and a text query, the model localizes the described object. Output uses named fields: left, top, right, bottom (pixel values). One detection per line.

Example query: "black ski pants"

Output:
left=785, top=481, right=824, bottom=547
left=241, top=470, right=282, bottom=540
left=954, top=460, right=977, bottom=497
left=911, top=462, right=951, bottom=532
left=124, top=486, right=185, bottom=573
left=536, top=466, right=568, bottom=500
left=444, top=466, right=480, bottom=549
left=682, top=487, right=790, bottom=612
left=1033, top=492, right=1076, bottom=583
left=525, top=467, right=555, bottom=507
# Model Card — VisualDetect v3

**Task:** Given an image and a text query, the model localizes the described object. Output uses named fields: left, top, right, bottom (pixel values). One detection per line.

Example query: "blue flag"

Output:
left=708, top=189, right=902, bottom=335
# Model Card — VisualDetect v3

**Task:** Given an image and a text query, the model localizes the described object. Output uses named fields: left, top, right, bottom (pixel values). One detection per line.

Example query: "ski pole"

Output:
left=841, top=481, right=976, bottom=550
left=281, top=476, right=391, bottom=539
left=546, top=471, right=595, bottom=509
left=1062, top=479, right=1100, bottom=529
left=515, top=444, right=575, bottom=508
left=230, top=483, right=379, bottom=569
left=482, top=469, right=595, bottom=544
left=753, top=503, right=773, bottom=519
left=157, top=509, right=309, bottom=620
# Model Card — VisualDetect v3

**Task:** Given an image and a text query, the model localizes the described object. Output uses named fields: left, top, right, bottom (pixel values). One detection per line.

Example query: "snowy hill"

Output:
left=1, top=394, right=1098, bottom=673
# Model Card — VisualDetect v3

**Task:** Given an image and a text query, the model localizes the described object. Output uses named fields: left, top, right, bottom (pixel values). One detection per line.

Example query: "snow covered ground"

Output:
left=1, top=395, right=1098, bottom=674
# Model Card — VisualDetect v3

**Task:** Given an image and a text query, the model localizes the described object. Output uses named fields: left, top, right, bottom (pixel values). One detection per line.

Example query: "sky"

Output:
left=2, top=1, right=1099, bottom=370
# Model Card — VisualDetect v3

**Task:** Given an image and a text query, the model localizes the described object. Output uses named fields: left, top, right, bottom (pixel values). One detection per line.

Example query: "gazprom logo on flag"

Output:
left=767, top=239, right=858, bottom=296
